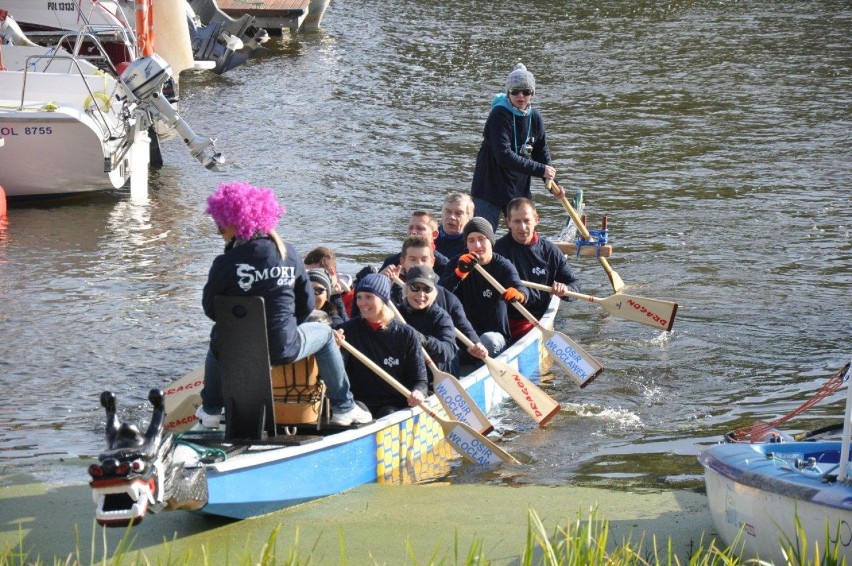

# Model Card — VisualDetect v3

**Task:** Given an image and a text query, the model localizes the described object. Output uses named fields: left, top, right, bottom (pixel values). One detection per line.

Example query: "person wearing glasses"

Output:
left=197, top=181, right=371, bottom=429
left=471, top=63, right=566, bottom=231
left=394, top=265, right=458, bottom=378
left=307, top=268, right=348, bottom=327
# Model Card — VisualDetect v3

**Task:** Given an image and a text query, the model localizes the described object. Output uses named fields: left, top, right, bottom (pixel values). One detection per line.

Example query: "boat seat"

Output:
left=213, top=295, right=276, bottom=441
left=271, top=356, right=328, bottom=432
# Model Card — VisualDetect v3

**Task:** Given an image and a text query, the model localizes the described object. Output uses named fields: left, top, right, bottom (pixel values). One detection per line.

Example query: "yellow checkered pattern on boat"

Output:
left=376, top=407, right=455, bottom=484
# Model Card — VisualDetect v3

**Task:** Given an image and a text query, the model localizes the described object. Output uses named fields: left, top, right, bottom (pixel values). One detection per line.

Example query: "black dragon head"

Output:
left=89, top=389, right=172, bottom=527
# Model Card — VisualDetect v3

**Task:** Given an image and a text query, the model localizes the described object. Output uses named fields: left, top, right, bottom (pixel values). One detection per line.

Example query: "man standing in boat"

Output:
left=197, top=181, right=371, bottom=429
left=471, top=63, right=566, bottom=231
left=495, top=198, right=580, bottom=339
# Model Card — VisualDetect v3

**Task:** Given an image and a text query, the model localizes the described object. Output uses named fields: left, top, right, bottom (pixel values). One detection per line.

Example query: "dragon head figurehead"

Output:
left=89, top=389, right=173, bottom=527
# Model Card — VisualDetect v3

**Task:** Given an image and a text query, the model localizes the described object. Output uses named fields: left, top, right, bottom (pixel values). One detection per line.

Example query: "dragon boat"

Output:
left=698, top=361, right=852, bottom=562
left=88, top=294, right=561, bottom=526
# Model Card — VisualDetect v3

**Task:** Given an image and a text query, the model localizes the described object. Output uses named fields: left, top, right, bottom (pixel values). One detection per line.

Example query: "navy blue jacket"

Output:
left=494, top=233, right=580, bottom=319
left=390, top=279, right=479, bottom=346
left=440, top=253, right=528, bottom=340
left=395, top=299, right=458, bottom=376
left=471, top=94, right=552, bottom=209
left=203, top=237, right=311, bottom=364
left=434, top=227, right=467, bottom=260
left=339, top=317, right=427, bottom=414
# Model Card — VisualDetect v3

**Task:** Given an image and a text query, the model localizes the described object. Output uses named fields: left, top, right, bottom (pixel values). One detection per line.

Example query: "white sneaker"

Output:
left=329, top=403, right=372, bottom=426
left=195, top=406, right=222, bottom=429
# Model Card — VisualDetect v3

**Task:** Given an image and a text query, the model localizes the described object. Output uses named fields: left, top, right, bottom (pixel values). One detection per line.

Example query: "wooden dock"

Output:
left=216, top=0, right=331, bottom=32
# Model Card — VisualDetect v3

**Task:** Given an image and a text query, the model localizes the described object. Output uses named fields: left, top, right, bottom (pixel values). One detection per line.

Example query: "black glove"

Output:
left=455, top=253, right=479, bottom=279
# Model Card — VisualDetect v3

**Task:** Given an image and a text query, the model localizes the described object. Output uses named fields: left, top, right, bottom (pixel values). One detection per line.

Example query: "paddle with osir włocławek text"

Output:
left=521, top=280, right=678, bottom=332
left=337, top=338, right=518, bottom=465
left=453, top=328, right=560, bottom=427
left=387, top=299, right=494, bottom=435
left=547, top=180, right=625, bottom=293
left=472, top=263, right=604, bottom=389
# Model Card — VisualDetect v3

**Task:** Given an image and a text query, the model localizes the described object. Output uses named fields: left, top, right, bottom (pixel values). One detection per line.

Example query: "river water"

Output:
left=0, top=0, right=849, bottom=493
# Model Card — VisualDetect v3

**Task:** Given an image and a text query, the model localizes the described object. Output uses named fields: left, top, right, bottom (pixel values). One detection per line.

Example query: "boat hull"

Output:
left=0, top=114, right=129, bottom=197
left=699, top=441, right=852, bottom=562
left=0, top=46, right=134, bottom=197
left=194, top=298, right=553, bottom=520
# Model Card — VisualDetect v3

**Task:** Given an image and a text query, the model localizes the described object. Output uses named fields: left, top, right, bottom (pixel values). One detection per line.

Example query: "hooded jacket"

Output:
left=471, top=94, right=552, bottom=208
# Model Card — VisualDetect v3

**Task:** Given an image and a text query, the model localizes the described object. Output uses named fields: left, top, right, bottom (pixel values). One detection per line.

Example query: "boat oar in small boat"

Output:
left=473, top=263, right=604, bottom=388
left=387, top=301, right=494, bottom=435
left=338, top=338, right=517, bottom=465
left=521, top=280, right=678, bottom=332
left=453, top=329, right=560, bottom=426
left=547, top=180, right=625, bottom=293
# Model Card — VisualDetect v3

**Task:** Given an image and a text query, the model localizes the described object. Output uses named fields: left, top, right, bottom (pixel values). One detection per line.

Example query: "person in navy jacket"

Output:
left=495, top=198, right=580, bottom=339
left=337, top=274, right=428, bottom=418
left=394, top=265, right=458, bottom=380
left=440, top=217, right=528, bottom=356
left=198, top=181, right=371, bottom=429
left=434, top=192, right=474, bottom=259
left=470, top=63, right=566, bottom=231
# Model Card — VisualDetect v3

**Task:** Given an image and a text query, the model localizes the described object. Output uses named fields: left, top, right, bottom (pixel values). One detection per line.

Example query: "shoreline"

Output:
left=1, top=471, right=717, bottom=563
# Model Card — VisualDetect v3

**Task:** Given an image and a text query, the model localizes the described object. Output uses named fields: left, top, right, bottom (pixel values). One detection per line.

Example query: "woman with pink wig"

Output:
left=197, top=181, right=372, bottom=428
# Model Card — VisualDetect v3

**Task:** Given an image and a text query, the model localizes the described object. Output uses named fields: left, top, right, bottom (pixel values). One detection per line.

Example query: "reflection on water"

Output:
left=1, top=0, right=849, bottom=492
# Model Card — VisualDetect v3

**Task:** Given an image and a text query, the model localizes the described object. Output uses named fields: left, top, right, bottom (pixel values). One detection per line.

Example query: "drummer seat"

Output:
left=214, top=295, right=328, bottom=441
left=271, top=357, right=328, bottom=433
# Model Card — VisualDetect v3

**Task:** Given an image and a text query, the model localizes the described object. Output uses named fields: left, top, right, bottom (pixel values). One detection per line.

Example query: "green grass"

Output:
left=1, top=508, right=847, bottom=565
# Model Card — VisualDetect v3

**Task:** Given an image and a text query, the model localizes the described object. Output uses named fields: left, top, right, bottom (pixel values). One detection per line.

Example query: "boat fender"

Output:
left=0, top=184, right=6, bottom=219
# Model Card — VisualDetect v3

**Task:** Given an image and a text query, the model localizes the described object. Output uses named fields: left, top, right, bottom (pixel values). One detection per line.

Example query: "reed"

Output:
left=1, top=508, right=844, bottom=565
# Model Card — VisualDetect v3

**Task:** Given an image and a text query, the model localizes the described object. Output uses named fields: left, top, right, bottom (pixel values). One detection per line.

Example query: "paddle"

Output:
left=521, top=280, right=678, bottom=331
left=387, top=301, right=494, bottom=435
left=472, top=263, right=604, bottom=388
left=163, top=364, right=204, bottom=432
left=547, top=180, right=625, bottom=293
left=337, top=338, right=518, bottom=465
left=453, top=328, right=560, bottom=427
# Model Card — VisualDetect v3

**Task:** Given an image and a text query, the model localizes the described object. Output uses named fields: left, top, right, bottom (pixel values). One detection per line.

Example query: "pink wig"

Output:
left=206, top=181, right=285, bottom=240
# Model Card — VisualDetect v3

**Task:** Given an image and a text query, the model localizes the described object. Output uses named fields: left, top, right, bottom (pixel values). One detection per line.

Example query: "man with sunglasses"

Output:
left=471, top=63, right=566, bottom=231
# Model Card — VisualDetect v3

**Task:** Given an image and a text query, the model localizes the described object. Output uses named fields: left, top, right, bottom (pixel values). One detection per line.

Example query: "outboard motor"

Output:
left=118, top=54, right=225, bottom=171
left=185, top=7, right=248, bottom=75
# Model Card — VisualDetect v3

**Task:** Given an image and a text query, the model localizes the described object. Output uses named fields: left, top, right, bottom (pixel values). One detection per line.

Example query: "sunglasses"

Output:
left=509, top=89, right=533, bottom=97
left=313, top=287, right=327, bottom=295
left=407, top=283, right=433, bottom=294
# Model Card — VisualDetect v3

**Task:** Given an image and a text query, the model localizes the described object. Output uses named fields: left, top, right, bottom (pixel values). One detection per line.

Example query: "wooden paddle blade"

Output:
left=600, top=294, right=678, bottom=331
left=541, top=328, right=604, bottom=389
left=548, top=181, right=627, bottom=293
left=164, top=395, right=201, bottom=432
left=483, top=356, right=561, bottom=427
left=602, top=265, right=625, bottom=293
left=163, top=364, right=204, bottom=432
left=438, top=417, right=518, bottom=465
left=431, top=364, right=494, bottom=435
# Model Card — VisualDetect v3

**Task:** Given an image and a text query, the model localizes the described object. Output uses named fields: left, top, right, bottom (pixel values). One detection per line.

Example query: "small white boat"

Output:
left=0, top=9, right=223, bottom=198
left=0, top=44, right=141, bottom=197
left=698, top=361, right=852, bottom=562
